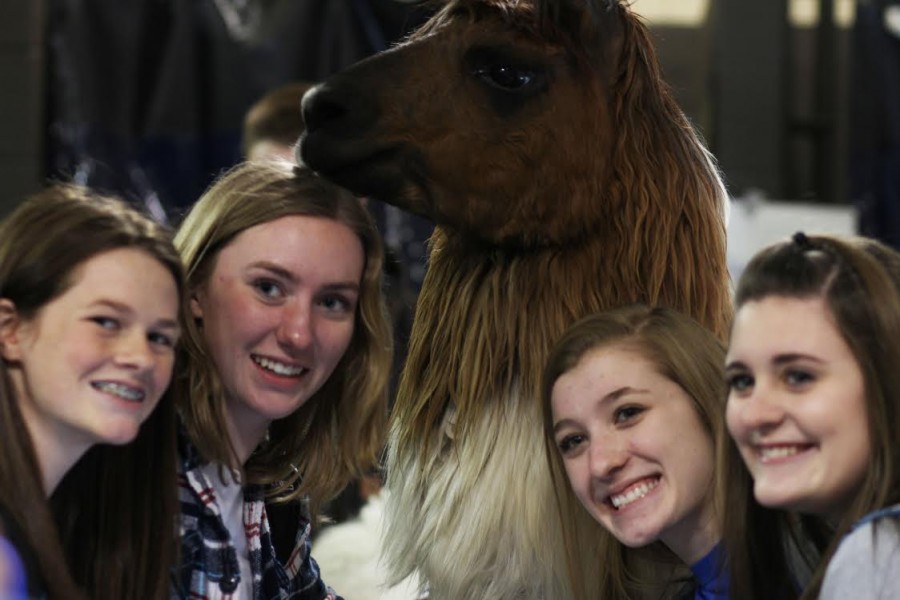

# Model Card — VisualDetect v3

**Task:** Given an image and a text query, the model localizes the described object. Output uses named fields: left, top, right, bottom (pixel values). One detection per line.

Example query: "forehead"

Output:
left=53, top=248, right=179, bottom=310
left=212, top=214, right=364, bottom=275
left=226, top=214, right=357, bottom=249
left=728, top=295, right=849, bottom=359
left=551, top=344, right=701, bottom=421
left=71, top=247, right=169, bottom=283
left=553, top=345, right=662, bottom=396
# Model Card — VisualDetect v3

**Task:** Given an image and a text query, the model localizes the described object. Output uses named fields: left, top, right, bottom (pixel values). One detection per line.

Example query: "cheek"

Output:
left=725, top=398, right=744, bottom=440
left=61, top=335, right=103, bottom=373
left=561, top=458, right=579, bottom=486
left=323, top=321, right=356, bottom=367
left=203, top=295, right=258, bottom=345
left=562, top=459, right=591, bottom=504
left=153, top=354, right=177, bottom=390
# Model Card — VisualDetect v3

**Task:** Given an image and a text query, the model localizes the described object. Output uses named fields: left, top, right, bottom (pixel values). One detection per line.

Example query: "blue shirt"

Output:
left=689, top=544, right=729, bottom=600
left=0, top=534, right=28, bottom=600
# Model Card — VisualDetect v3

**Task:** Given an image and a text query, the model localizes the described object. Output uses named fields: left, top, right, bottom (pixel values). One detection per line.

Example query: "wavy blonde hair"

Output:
left=174, top=161, right=392, bottom=513
left=542, top=304, right=727, bottom=599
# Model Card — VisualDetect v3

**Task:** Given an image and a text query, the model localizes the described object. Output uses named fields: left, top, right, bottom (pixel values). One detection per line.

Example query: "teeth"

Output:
left=93, top=381, right=144, bottom=402
left=610, top=478, right=659, bottom=509
left=253, top=356, right=305, bottom=377
left=760, top=446, right=801, bottom=460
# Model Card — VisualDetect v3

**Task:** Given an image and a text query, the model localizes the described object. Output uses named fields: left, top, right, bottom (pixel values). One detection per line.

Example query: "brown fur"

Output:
left=300, top=1, right=730, bottom=597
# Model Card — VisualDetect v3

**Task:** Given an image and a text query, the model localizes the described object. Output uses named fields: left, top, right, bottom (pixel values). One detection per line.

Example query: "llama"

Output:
left=299, top=1, right=731, bottom=598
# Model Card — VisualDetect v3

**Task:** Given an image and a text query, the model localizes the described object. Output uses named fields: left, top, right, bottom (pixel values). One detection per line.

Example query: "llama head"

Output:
left=300, top=0, right=724, bottom=249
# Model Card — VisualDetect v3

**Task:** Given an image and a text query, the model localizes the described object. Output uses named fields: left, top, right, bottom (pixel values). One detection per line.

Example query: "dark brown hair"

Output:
left=242, top=81, right=316, bottom=158
left=0, top=183, right=185, bottom=600
left=722, top=233, right=900, bottom=600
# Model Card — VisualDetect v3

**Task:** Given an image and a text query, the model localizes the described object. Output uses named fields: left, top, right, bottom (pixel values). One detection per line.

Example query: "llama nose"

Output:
left=301, top=83, right=350, bottom=135
left=301, top=76, right=377, bottom=138
left=297, top=75, right=381, bottom=175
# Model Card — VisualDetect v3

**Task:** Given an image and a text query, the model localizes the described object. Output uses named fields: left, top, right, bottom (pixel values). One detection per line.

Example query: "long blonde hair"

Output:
left=174, top=161, right=392, bottom=513
left=542, top=304, right=727, bottom=599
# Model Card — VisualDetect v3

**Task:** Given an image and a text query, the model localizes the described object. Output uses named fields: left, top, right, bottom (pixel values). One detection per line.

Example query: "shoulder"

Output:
left=820, top=505, right=900, bottom=599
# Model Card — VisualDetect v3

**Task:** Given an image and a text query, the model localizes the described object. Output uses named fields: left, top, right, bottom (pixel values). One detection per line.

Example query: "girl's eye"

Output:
left=613, top=405, right=644, bottom=425
left=319, top=294, right=354, bottom=314
left=785, top=369, right=814, bottom=387
left=727, top=372, right=754, bottom=393
left=557, top=434, right=585, bottom=455
left=253, top=279, right=284, bottom=300
left=90, top=316, right=119, bottom=330
left=148, top=331, right=177, bottom=349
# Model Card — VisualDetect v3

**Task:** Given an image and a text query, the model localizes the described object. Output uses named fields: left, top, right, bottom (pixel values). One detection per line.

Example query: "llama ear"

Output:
left=537, top=0, right=625, bottom=75
left=537, top=0, right=620, bottom=30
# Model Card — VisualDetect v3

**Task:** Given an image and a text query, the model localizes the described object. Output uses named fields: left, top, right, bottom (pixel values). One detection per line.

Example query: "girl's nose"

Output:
left=275, top=301, right=314, bottom=350
left=589, top=439, right=629, bottom=479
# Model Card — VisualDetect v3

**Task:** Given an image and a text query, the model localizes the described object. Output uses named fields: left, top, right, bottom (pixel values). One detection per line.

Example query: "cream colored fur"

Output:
left=312, top=492, right=421, bottom=600
left=298, top=3, right=732, bottom=597
left=385, top=391, right=572, bottom=599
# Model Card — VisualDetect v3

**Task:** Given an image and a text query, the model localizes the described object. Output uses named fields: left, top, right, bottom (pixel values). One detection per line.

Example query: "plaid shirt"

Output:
left=174, top=430, right=341, bottom=600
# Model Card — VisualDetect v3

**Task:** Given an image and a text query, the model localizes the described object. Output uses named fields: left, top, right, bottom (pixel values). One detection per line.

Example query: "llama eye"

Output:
left=475, top=64, right=537, bottom=91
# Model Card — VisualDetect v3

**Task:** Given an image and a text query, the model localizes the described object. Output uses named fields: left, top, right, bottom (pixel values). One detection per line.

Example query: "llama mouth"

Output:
left=91, top=381, right=145, bottom=402
left=606, top=476, right=661, bottom=510
left=252, top=355, right=307, bottom=377
left=299, top=134, right=424, bottom=204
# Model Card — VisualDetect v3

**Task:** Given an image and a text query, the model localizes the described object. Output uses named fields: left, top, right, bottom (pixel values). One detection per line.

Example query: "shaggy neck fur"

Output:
left=385, top=216, right=729, bottom=599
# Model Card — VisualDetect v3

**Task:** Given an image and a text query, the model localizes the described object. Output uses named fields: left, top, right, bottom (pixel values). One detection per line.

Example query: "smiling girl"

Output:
left=172, top=161, right=392, bottom=599
left=722, top=232, right=900, bottom=599
left=542, top=304, right=728, bottom=600
left=0, top=184, right=184, bottom=599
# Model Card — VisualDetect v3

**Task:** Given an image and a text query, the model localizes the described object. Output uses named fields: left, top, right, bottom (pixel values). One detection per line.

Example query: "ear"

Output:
left=0, top=298, right=24, bottom=362
left=537, top=0, right=625, bottom=79
left=189, top=290, right=205, bottom=321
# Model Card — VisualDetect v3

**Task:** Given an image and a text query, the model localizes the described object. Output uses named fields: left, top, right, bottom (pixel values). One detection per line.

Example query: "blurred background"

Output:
left=1, top=2, right=896, bottom=595
left=0, top=0, right=897, bottom=269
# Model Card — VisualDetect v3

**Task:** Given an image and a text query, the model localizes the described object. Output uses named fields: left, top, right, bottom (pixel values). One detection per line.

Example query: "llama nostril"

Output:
left=301, top=85, right=350, bottom=134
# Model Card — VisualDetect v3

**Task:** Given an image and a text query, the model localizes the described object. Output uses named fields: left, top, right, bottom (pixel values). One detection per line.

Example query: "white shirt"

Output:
left=200, top=463, right=254, bottom=599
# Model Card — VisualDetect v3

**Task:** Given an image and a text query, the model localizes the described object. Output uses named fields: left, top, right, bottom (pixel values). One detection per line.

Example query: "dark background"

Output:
left=1, top=0, right=898, bottom=244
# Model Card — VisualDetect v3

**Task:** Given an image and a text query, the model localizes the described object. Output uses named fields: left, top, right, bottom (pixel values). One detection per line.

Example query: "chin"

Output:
left=254, top=398, right=311, bottom=422
left=615, top=528, right=662, bottom=549
left=96, top=423, right=142, bottom=446
left=755, top=493, right=804, bottom=512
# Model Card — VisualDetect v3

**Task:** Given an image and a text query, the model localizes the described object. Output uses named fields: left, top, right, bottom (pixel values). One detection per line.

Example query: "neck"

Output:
left=22, top=411, right=91, bottom=495
left=223, top=396, right=270, bottom=466
left=12, top=377, right=91, bottom=494
left=661, top=502, right=721, bottom=566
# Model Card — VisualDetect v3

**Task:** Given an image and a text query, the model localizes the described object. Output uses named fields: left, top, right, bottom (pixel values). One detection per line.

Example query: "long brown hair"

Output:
left=541, top=304, right=727, bottom=600
left=0, top=184, right=184, bottom=600
left=174, top=161, right=392, bottom=516
left=722, top=233, right=900, bottom=600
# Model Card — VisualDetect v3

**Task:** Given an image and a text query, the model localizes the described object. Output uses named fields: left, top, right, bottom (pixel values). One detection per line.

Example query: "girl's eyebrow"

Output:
left=771, top=353, right=824, bottom=365
left=725, top=353, right=825, bottom=371
left=247, top=261, right=296, bottom=282
left=724, top=359, right=746, bottom=372
left=248, top=261, right=360, bottom=292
